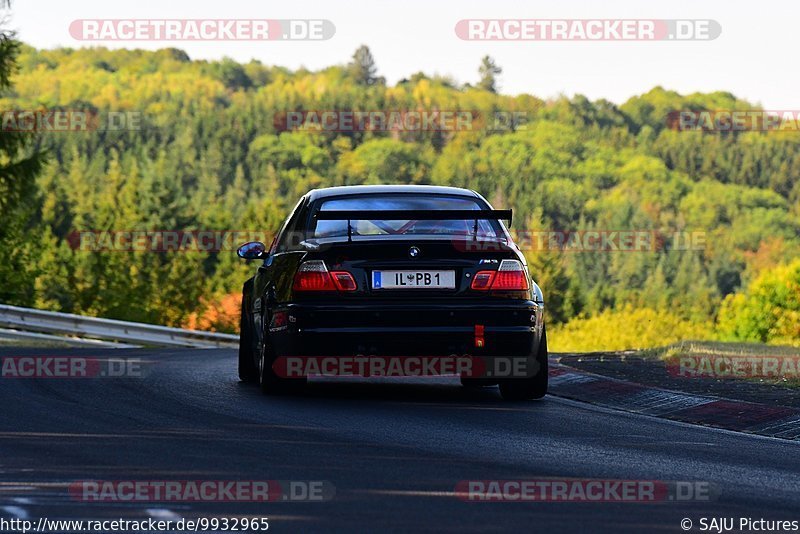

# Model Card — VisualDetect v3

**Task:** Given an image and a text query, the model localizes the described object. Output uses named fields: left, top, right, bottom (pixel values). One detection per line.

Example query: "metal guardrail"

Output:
left=0, top=327, right=141, bottom=348
left=0, top=304, right=239, bottom=348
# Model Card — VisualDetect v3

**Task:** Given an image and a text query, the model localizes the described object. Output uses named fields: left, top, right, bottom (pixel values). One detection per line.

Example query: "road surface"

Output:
left=1, top=347, right=798, bottom=532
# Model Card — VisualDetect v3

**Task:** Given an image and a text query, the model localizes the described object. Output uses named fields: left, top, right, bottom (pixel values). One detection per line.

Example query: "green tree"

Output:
left=717, top=260, right=800, bottom=344
left=336, top=139, right=431, bottom=185
left=347, top=45, right=381, bottom=86
left=0, top=5, right=46, bottom=304
left=477, top=55, right=502, bottom=93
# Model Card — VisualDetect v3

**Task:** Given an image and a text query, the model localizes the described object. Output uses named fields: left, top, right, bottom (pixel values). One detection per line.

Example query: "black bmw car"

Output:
left=236, top=185, right=547, bottom=401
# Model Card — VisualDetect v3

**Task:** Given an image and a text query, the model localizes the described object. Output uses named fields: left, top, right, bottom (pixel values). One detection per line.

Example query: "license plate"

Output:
left=372, top=270, right=456, bottom=289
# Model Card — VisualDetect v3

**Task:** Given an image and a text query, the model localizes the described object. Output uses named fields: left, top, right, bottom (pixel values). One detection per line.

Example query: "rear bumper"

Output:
left=269, top=300, right=543, bottom=358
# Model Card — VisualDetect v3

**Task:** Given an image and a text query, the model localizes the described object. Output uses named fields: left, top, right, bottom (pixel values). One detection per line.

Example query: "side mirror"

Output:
left=237, top=241, right=266, bottom=260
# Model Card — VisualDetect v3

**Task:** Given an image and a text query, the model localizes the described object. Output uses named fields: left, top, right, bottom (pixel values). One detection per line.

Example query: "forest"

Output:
left=1, top=43, right=798, bottom=350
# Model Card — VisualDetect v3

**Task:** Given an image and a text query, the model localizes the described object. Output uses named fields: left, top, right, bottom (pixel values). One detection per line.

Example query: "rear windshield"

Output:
left=310, top=194, right=502, bottom=239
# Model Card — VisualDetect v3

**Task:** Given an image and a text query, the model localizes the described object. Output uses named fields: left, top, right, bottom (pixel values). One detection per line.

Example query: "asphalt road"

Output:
left=1, top=347, right=799, bottom=533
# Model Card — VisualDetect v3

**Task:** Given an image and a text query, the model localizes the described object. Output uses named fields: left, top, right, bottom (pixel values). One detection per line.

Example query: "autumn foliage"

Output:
left=183, top=293, right=241, bottom=333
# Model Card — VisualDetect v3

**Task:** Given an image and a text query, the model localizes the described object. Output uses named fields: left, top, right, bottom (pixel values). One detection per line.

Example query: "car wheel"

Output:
left=258, top=339, right=307, bottom=395
left=238, top=296, right=258, bottom=383
left=499, top=326, right=548, bottom=401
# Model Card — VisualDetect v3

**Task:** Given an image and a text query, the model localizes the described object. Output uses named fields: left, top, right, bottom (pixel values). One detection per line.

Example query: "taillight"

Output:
left=470, top=271, right=496, bottom=290
left=293, top=261, right=336, bottom=291
left=471, top=259, right=529, bottom=292
left=293, top=260, right=356, bottom=292
left=330, top=271, right=357, bottom=291
left=492, top=259, right=530, bottom=290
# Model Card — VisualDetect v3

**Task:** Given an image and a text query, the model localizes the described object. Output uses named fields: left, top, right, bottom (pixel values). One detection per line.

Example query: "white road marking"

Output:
left=354, top=489, right=456, bottom=498
left=1, top=506, right=29, bottom=519
left=146, top=508, right=182, bottom=520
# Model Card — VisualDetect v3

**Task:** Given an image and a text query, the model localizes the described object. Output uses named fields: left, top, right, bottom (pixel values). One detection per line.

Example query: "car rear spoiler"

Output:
left=313, top=209, right=512, bottom=241
left=314, top=209, right=512, bottom=223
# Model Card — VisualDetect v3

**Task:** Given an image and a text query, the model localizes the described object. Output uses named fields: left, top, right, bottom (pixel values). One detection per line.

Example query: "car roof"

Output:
left=305, top=185, right=481, bottom=202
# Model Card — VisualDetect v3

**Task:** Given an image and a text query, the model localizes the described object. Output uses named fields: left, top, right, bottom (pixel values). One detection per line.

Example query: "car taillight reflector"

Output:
left=470, top=271, right=496, bottom=290
left=330, top=271, right=357, bottom=291
left=474, top=324, right=485, bottom=348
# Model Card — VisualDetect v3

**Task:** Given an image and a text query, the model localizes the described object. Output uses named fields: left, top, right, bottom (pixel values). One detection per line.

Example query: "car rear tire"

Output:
left=258, top=339, right=307, bottom=395
left=499, top=326, right=548, bottom=401
left=238, top=297, right=258, bottom=383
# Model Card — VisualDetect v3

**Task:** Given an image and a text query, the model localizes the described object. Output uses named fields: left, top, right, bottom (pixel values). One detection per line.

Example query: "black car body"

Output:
left=237, top=185, right=547, bottom=400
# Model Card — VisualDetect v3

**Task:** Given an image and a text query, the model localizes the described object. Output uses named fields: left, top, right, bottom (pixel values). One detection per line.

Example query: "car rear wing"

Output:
left=313, top=209, right=512, bottom=241
left=314, top=209, right=512, bottom=222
